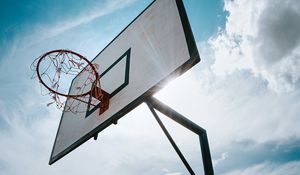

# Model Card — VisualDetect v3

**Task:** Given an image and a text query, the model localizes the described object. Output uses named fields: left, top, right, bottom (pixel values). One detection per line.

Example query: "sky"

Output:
left=0, top=0, right=300, bottom=174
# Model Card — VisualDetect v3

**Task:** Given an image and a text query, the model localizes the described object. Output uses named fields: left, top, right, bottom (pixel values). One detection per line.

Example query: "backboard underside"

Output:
left=49, top=0, right=199, bottom=164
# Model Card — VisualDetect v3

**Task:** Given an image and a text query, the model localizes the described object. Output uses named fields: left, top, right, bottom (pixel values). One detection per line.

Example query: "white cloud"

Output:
left=213, top=152, right=228, bottom=166
left=0, top=0, right=139, bottom=65
left=154, top=40, right=300, bottom=174
left=193, top=2, right=300, bottom=171
left=29, top=0, right=139, bottom=44
left=210, top=0, right=300, bottom=92
left=157, top=63, right=300, bottom=147
left=221, top=161, right=300, bottom=175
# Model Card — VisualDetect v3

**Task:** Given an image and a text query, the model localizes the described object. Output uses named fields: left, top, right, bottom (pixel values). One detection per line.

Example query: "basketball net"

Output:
left=31, top=50, right=109, bottom=114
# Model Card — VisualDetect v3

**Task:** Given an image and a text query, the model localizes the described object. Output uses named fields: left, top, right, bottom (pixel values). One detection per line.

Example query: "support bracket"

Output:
left=145, top=97, right=214, bottom=175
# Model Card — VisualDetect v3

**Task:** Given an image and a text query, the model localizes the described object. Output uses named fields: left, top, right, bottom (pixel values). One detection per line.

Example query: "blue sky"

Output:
left=1, top=0, right=300, bottom=175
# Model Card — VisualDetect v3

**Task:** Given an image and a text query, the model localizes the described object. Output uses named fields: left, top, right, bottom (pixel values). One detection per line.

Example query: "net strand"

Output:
left=31, top=50, right=102, bottom=114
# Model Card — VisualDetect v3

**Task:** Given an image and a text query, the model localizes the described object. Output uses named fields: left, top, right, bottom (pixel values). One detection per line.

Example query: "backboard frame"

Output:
left=49, top=0, right=200, bottom=165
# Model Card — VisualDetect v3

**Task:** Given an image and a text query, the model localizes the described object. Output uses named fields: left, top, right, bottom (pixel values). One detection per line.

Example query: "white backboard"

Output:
left=49, top=0, right=199, bottom=164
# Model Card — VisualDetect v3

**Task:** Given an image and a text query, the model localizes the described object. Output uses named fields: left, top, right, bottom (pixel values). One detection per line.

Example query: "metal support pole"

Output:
left=147, top=102, right=196, bottom=175
left=146, top=96, right=214, bottom=175
left=199, top=133, right=214, bottom=175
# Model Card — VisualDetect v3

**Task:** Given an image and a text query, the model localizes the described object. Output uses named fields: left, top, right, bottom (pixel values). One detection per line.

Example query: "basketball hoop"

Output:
left=31, top=49, right=109, bottom=115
